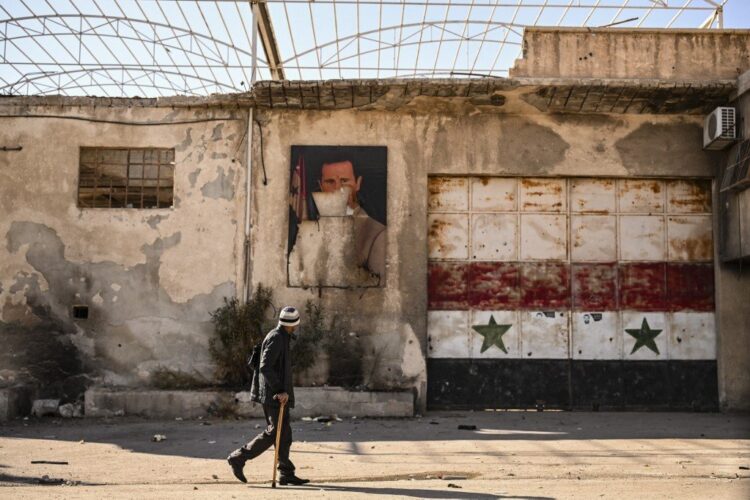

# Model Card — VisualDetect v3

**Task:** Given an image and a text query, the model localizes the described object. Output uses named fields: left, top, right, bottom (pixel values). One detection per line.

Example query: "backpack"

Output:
left=246, top=341, right=262, bottom=372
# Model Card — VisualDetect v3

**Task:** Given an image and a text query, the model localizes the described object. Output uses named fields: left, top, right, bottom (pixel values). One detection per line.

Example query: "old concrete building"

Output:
left=1, top=27, right=749, bottom=417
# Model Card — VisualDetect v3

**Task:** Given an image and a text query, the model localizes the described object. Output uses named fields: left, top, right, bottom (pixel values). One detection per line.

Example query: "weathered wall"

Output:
left=0, top=105, right=246, bottom=396
left=250, top=90, right=718, bottom=410
left=715, top=73, right=750, bottom=411
left=511, top=28, right=750, bottom=81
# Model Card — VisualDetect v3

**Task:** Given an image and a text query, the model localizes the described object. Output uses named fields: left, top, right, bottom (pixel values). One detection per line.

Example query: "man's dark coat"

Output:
left=250, top=327, right=295, bottom=408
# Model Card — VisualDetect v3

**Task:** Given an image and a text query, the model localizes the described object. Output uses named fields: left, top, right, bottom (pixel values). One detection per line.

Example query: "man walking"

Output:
left=227, top=306, right=310, bottom=486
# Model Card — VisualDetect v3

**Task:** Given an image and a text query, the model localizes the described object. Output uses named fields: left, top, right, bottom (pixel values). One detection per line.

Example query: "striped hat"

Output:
left=278, top=306, right=300, bottom=327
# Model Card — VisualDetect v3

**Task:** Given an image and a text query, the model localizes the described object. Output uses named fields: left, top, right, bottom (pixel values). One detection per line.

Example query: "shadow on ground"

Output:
left=252, top=483, right=553, bottom=499
left=1, top=411, right=748, bottom=461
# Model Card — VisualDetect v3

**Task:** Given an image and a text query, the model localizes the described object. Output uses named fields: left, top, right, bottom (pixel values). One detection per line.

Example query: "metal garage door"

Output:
left=426, top=177, right=718, bottom=410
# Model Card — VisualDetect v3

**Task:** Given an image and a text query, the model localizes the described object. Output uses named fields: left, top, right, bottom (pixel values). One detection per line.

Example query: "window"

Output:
left=78, top=147, right=175, bottom=208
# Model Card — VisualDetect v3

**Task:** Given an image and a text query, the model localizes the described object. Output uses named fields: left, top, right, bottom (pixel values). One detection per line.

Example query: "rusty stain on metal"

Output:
left=520, top=178, right=565, bottom=212
left=428, top=177, right=468, bottom=212
left=570, top=178, right=616, bottom=214
left=619, top=179, right=665, bottom=213
left=428, top=214, right=468, bottom=259
left=471, top=177, right=517, bottom=211
left=667, top=215, right=713, bottom=261
left=667, top=179, right=712, bottom=213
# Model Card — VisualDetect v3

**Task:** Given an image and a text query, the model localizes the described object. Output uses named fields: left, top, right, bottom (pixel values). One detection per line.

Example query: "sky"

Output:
left=0, top=0, right=748, bottom=97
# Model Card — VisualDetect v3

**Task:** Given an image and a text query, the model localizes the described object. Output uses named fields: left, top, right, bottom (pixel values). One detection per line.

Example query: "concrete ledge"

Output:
left=236, top=387, right=414, bottom=418
left=85, top=387, right=414, bottom=419
left=84, top=388, right=232, bottom=418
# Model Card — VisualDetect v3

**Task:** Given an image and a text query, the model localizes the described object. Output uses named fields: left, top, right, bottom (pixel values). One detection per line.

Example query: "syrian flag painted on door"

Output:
left=426, top=177, right=717, bottom=410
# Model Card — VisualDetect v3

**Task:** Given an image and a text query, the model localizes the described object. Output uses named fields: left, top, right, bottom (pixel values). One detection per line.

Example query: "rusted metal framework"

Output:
left=0, top=1, right=733, bottom=97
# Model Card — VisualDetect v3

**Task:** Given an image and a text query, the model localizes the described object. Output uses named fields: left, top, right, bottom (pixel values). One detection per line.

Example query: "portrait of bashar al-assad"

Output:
left=288, top=146, right=387, bottom=286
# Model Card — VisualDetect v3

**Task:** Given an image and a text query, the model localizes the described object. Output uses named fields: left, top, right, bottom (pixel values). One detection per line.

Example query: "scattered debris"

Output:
left=254, top=424, right=261, bottom=429
left=201, top=421, right=212, bottom=426
left=152, top=434, right=167, bottom=442
left=302, top=417, right=313, bottom=422
left=457, top=425, right=477, bottom=431
left=63, top=480, right=80, bottom=486
left=447, top=483, right=462, bottom=489
left=38, top=475, right=63, bottom=485
left=58, top=403, right=83, bottom=418
left=314, top=416, right=332, bottom=423
left=175, top=417, right=183, bottom=421
left=31, top=461, right=68, bottom=465
left=79, top=440, right=85, bottom=444
left=429, top=421, right=440, bottom=425
left=740, top=466, right=749, bottom=470
left=31, top=399, right=60, bottom=418
left=212, top=474, right=219, bottom=480
left=208, top=440, right=216, bottom=444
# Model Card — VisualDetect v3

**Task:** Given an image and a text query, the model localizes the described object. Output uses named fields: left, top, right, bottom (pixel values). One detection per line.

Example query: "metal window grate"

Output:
left=78, top=147, right=175, bottom=209
left=720, top=139, right=750, bottom=193
left=720, top=107, right=736, bottom=139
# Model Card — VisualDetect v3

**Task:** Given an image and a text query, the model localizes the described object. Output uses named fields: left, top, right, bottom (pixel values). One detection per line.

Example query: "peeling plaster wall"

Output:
left=0, top=106, right=247, bottom=391
left=250, top=94, right=718, bottom=411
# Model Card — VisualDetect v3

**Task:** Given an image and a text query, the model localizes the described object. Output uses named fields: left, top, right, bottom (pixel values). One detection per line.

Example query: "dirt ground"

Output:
left=1, top=411, right=748, bottom=499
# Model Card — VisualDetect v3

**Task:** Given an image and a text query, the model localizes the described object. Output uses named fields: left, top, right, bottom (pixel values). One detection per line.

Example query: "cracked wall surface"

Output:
left=250, top=100, right=717, bottom=411
left=0, top=88, right=736, bottom=410
left=0, top=106, right=246, bottom=393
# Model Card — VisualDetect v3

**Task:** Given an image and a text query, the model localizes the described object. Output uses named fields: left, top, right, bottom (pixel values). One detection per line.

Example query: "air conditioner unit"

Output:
left=703, top=106, right=736, bottom=150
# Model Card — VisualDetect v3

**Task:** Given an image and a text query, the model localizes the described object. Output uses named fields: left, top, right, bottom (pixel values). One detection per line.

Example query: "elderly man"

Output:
left=319, top=159, right=386, bottom=277
left=226, top=307, right=309, bottom=486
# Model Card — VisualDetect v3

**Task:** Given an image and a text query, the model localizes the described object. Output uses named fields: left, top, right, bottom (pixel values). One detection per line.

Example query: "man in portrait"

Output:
left=287, top=146, right=387, bottom=288
left=318, top=159, right=385, bottom=277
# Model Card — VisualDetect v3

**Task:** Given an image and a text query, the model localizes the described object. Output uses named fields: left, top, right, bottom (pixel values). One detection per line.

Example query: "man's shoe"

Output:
left=227, top=454, right=247, bottom=483
left=279, top=475, right=310, bottom=486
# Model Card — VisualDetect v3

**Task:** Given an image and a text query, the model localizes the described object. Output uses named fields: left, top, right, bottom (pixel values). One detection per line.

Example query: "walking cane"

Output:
left=271, top=399, right=287, bottom=488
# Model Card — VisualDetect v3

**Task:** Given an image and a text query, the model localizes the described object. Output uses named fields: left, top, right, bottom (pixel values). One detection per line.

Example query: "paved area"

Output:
left=1, top=411, right=748, bottom=499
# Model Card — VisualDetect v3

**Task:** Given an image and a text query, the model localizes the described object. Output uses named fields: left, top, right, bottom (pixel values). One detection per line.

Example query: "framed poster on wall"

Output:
left=287, top=146, right=387, bottom=288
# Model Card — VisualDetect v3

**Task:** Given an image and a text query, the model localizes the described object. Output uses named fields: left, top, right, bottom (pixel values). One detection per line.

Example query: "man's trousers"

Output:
left=236, top=403, right=295, bottom=475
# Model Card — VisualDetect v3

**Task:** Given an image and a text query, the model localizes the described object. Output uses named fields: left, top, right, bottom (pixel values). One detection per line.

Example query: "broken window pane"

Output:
left=78, top=147, right=175, bottom=209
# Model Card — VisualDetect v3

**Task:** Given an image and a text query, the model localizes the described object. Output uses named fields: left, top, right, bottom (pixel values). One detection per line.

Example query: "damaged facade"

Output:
left=1, top=28, right=749, bottom=415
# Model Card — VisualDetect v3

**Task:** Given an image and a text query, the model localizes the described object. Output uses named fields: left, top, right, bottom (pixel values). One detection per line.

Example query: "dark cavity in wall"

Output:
left=0, top=318, right=91, bottom=402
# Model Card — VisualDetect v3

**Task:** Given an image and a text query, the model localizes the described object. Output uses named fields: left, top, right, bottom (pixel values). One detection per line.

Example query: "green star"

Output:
left=472, top=315, right=512, bottom=354
left=625, top=317, right=663, bottom=355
